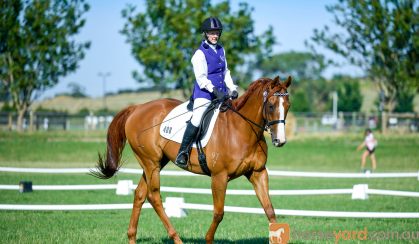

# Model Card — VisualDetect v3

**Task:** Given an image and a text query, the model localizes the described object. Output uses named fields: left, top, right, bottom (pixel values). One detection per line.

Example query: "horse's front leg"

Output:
left=205, top=173, right=228, bottom=244
left=247, top=168, right=276, bottom=223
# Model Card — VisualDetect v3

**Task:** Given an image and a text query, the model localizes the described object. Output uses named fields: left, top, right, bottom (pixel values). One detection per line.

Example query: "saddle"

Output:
left=187, top=97, right=220, bottom=139
left=189, top=99, right=220, bottom=175
left=160, top=98, right=228, bottom=175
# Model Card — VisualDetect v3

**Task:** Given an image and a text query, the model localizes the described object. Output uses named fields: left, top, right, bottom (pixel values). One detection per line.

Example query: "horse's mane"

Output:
left=233, top=77, right=273, bottom=110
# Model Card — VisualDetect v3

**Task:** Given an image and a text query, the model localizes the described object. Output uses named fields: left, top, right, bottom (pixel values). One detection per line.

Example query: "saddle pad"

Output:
left=160, top=101, right=220, bottom=148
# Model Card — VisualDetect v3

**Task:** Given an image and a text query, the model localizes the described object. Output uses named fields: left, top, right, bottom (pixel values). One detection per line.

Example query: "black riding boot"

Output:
left=175, top=123, right=199, bottom=168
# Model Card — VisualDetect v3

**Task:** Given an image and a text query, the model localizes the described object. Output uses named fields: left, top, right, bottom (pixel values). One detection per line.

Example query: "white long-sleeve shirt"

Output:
left=191, top=41, right=237, bottom=93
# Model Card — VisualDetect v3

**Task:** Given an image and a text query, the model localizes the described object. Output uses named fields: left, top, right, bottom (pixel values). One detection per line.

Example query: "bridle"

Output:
left=262, top=90, right=289, bottom=132
left=225, top=89, right=289, bottom=133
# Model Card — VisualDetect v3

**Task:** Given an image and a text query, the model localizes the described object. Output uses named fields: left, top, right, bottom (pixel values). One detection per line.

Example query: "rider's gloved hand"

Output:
left=230, top=90, right=238, bottom=100
left=213, top=89, right=226, bottom=101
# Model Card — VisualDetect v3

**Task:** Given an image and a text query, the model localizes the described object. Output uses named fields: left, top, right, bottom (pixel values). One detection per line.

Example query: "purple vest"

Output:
left=192, top=41, right=227, bottom=100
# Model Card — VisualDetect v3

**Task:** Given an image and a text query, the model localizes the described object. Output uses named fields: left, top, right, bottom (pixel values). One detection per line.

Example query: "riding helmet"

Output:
left=201, top=17, right=223, bottom=34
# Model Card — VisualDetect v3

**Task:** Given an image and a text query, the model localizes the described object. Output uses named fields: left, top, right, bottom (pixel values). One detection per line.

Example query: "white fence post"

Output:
left=116, top=180, right=133, bottom=195
left=165, top=197, right=187, bottom=218
left=352, top=184, right=369, bottom=200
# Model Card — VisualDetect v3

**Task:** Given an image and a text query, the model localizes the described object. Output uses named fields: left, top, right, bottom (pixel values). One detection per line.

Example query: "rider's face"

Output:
left=206, top=30, right=220, bottom=44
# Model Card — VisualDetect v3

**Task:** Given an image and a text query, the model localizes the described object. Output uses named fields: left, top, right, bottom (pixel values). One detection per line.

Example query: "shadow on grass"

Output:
left=137, top=237, right=269, bottom=243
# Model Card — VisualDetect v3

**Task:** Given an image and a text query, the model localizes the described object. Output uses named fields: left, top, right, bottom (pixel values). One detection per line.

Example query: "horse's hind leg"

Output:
left=145, top=161, right=182, bottom=244
left=127, top=174, right=147, bottom=244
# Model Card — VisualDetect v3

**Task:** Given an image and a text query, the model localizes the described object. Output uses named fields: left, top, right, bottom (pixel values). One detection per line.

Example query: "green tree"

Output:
left=290, top=90, right=310, bottom=112
left=254, top=51, right=331, bottom=113
left=0, top=82, right=10, bottom=102
left=121, top=0, right=275, bottom=97
left=258, top=51, right=327, bottom=85
left=0, top=0, right=90, bottom=131
left=332, top=75, right=362, bottom=112
left=309, top=0, right=418, bottom=112
left=66, top=82, right=88, bottom=98
left=394, top=91, right=414, bottom=112
left=303, top=78, right=335, bottom=112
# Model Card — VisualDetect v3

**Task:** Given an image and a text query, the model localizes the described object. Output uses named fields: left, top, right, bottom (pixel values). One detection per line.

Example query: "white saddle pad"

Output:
left=159, top=101, right=221, bottom=148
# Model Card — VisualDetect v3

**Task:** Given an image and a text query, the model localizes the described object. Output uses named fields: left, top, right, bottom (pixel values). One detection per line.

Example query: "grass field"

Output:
left=0, top=131, right=418, bottom=243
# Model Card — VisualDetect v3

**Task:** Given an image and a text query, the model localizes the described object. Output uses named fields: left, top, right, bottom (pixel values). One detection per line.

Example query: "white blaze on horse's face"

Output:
left=275, top=96, right=286, bottom=146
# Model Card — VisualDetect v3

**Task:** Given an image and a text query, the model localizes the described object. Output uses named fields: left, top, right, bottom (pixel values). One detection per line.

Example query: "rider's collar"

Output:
left=202, top=40, right=220, bottom=50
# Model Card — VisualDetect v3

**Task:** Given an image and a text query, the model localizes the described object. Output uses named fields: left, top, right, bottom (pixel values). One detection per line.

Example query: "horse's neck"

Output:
left=236, top=93, right=264, bottom=128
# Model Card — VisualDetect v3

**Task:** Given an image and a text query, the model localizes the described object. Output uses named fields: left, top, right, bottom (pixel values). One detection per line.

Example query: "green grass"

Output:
left=0, top=173, right=418, bottom=243
left=0, top=131, right=138, bottom=168
left=0, top=131, right=418, bottom=243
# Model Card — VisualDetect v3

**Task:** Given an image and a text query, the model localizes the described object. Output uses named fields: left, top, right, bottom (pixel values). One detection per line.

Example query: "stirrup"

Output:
left=175, top=151, right=189, bottom=168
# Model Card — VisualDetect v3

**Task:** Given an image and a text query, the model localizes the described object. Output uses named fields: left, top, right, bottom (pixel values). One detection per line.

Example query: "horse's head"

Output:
left=262, top=76, right=292, bottom=147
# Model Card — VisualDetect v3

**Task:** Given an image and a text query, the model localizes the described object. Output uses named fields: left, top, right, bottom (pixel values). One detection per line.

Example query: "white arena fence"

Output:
left=1, top=167, right=418, bottom=218
left=0, top=167, right=418, bottom=179
left=1, top=167, right=418, bottom=198
left=0, top=201, right=418, bottom=219
left=1, top=182, right=419, bottom=198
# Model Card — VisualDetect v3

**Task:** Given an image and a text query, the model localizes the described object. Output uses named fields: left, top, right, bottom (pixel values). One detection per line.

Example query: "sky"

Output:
left=40, top=0, right=363, bottom=100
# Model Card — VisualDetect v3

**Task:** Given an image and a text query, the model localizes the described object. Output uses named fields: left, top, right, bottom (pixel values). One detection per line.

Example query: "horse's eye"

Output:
left=269, top=104, right=275, bottom=112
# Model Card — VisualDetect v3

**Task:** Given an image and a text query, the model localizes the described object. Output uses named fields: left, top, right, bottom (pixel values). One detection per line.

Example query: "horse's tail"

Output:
left=91, top=105, right=136, bottom=179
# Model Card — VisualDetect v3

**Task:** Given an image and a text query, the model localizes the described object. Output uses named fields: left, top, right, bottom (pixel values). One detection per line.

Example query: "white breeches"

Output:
left=190, top=98, right=211, bottom=127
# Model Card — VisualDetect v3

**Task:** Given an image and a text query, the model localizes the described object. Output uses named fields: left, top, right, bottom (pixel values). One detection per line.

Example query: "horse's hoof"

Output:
left=173, top=237, right=183, bottom=244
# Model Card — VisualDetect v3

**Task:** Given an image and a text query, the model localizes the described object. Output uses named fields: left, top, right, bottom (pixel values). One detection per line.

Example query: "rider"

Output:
left=175, top=17, right=239, bottom=167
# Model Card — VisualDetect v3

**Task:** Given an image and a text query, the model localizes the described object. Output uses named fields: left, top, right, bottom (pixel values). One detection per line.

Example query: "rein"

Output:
left=225, top=90, right=289, bottom=132
left=225, top=102, right=266, bottom=131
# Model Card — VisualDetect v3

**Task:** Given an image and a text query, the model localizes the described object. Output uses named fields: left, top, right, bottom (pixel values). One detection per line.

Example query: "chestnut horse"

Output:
left=93, top=76, right=291, bottom=243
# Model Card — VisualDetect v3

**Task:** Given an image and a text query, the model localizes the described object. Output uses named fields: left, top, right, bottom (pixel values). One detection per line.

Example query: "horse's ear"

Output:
left=284, top=76, right=292, bottom=88
left=272, top=76, right=280, bottom=88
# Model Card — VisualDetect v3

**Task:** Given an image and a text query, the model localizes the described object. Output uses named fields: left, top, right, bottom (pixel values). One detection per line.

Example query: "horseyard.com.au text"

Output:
left=291, top=228, right=418, bottom=243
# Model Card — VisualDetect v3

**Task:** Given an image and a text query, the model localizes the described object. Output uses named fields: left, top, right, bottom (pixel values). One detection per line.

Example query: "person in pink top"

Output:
left=356, top=128, right=378, bottom=172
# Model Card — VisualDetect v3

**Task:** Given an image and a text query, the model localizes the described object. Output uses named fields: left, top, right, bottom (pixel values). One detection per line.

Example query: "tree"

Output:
left=0, top=0, right=90, bottom=131
left=121, top=0, right=275, bottom=97
left=255, top=51, right=332, bottom=112
left=0, top=82, right=10, bottom=102
left=309, top=0, right=418, bottom=112
left=59, top=82, right=88, bottom=98
left=290, top=90, right=310, bottom=112
left=394, top=91, right=414, bottom=112
left=258, top=51, right=327, bottom=85
left=302, top=78, right=335, bottom=112
left=332, top=75, right=362, bottom=112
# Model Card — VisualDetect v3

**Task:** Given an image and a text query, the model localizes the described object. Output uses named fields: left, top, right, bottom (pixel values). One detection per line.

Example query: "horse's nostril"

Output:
left=272, top=138, right=286, bottom=147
